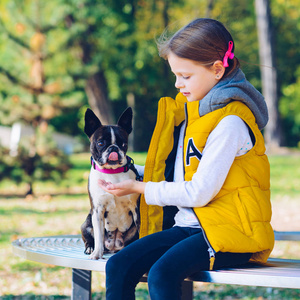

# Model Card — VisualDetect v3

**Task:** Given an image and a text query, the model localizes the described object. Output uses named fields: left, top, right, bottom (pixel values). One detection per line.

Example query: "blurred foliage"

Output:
left=280, top=67, right=300, bottom=147
left=271, top=0, right=300, bottom=146
left=0, top=0, right=299, bottom=159
left=0, top=0, right=90, bottom=131
left=0, top=139, right=72, bottom=195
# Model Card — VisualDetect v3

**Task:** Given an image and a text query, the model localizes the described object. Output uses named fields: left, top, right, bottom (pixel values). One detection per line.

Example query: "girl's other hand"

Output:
left=98, top=179, right=146, bottom=197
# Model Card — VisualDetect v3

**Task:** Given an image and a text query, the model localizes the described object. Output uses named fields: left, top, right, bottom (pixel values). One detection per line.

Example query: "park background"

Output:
left=0, top=0, right=299, bottom=299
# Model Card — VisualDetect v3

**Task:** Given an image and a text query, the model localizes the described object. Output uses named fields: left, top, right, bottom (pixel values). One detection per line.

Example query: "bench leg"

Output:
left=72, top=268, right=92, bottom=300
left=182, top=280, right=193, bottom=300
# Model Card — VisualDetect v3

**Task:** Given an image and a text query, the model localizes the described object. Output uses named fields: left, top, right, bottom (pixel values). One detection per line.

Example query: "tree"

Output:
left=255, top=0, right=282, bottom=150
left=0, top=0, right=80, bottom=193
left=271, top=0, right=300, bottom=147
left=1, top=0, right=299, bottom=155
left=62, top=0, right=119, bottom=125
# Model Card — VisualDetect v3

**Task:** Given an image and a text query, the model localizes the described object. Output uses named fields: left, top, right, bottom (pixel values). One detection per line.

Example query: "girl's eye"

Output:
left=97, top=141, right=105, bottom=147
left=182, top=76, right=190, bottom=80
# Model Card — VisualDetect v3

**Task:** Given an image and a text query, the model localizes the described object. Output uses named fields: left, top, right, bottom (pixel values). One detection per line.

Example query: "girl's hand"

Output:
left=98, top=179, right=146, bottom=197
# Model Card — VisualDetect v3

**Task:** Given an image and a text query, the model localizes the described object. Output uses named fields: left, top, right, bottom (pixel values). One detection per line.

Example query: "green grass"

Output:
left=0, top=152, right=147, bottom=196
left=0, top=152, right=147, bottom=297
left=269, top=155, right=300, bottom=199
left=0, top=152, right=299, bottom=298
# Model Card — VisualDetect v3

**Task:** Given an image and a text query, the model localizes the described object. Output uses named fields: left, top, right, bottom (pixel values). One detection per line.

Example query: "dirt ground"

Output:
left=271, top=197, right=300, bottom=231
left=270, top=196, right=300, bottom=259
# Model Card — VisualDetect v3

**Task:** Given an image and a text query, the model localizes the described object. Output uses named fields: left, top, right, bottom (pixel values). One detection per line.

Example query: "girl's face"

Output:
left=168, top=52, right=219, bottom=102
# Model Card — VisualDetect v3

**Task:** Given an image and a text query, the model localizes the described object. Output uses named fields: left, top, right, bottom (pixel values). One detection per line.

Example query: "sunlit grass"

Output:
left=0, top=152, right=299, bottom=298
left=269, top=155, right=300, bottom=199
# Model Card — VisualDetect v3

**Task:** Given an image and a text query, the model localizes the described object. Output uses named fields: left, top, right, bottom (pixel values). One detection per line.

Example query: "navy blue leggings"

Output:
left=105, top=226, right=251, bottom=300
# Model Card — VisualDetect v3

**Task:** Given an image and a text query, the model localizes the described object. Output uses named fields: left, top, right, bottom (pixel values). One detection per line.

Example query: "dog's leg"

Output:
left=123, top=225, right=138, bottom=246
left=129, top=205, right=140, bottom=233
left=133, top=209, right=139, bottom=231
left=123, top=208, right=139, bottom=247
left=114, top=230, right=125, bottom=251
left=105, top=230, right=116, bottom=251
left=81, top=211, right=94, bottom=255
left=90, top=207, right=105, bottom=260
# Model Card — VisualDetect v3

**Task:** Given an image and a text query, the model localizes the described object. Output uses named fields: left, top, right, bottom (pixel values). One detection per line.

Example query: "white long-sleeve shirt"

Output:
left=144, top=115, right=253, bottom=228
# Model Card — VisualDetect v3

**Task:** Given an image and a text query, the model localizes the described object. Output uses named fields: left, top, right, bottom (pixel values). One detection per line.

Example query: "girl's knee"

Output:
left=147, top=263, right=171, bottom=292
left=106, top=251, right=124, bottom=275
left=148, top=266, right=181, bottom=300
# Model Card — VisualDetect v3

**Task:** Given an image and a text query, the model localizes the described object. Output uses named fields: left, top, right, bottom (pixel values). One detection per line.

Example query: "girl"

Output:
left=99, top=18, right=274, bottom=300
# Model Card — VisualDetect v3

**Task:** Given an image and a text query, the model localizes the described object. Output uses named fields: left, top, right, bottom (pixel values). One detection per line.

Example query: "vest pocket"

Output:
left=234, top=191, right=253, bottom=237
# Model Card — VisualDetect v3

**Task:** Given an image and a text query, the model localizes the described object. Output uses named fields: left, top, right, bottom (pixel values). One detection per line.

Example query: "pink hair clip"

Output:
left=223, top=41, right=234, bottom=68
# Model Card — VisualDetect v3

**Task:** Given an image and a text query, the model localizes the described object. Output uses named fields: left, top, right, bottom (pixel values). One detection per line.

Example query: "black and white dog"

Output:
left=81, top=107, right=140, bottom=260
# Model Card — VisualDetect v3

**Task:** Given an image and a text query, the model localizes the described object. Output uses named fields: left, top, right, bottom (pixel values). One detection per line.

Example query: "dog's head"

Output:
left=84, top=107, right=132, bottom=169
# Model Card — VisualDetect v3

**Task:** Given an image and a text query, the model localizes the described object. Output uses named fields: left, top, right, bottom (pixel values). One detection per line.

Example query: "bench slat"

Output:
left=274, top=231, right=300, bottom=241
left=12, top=235, right=108, bottom=272
left=189, top=258, right=300, bottom=288
left=12, top=235, right=300, bottom=289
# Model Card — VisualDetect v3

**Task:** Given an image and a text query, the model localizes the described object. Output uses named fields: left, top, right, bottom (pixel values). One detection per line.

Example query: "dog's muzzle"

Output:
left=106, top=146, right=124, bottom=165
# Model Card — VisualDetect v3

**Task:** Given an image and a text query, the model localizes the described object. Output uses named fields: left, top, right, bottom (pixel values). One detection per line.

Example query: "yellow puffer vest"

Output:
left=140, top=93, right=274, bottom=267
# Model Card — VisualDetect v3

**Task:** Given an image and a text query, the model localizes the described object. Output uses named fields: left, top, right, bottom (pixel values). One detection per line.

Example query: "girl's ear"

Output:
left=212, top=60, right=225, bottom=80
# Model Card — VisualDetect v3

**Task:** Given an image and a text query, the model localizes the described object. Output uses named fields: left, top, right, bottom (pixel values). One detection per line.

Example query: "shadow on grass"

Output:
left=0, top=192, right=88, bottom=199
left=0, top=290, right=149, bottom=300
left=0, top=296, right=70, bottom=300
left=0, top=206, right=87, bottom=217
left=1, top=287, right=299, bottom=300
left=0, top=293, right=106, bottom=300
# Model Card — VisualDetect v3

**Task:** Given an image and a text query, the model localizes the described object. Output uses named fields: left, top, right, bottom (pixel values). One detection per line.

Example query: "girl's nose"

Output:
left=175, top=77, right=184, bottom=89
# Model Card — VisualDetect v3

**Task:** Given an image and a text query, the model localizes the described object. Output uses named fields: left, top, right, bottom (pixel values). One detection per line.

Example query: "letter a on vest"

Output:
left=186, top=138, right=202, bottom=166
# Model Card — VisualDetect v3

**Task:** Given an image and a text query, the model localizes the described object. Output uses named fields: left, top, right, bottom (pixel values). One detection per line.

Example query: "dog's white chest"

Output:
left=89, top=168, right=139, bottom=231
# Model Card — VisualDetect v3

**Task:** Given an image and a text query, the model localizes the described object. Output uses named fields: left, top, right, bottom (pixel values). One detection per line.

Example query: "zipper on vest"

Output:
left=183, top=103, right=188, bottom=175
left=208, top=247, right=216, bottom=271
left=192, top=209, right=216, bottom=270
left=185, top=103, right=216, bottom=270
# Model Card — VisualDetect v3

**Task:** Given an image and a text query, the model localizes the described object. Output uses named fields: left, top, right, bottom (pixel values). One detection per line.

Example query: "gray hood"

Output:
left=199, top=68, right=268, bottom=130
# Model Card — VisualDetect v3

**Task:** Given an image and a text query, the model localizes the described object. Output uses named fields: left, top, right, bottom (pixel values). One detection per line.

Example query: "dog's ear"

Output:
left=84, top=108, right=102, bottom=138
left=117, top=107, right=133, bottom=135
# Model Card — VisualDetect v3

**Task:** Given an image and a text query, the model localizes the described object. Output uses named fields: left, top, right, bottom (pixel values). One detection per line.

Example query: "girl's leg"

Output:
left=147, top=228, right=251, bottom=300
left=105, top=226, right=198, bottom=300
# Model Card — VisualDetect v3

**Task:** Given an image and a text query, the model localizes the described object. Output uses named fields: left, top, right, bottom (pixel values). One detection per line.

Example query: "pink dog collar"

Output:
left=91, top=156, right=130, bottom=174
left=91, top=156, right=143, bottom=181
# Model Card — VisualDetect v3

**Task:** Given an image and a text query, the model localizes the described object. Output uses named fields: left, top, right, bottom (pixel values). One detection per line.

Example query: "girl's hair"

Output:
left=158, top=18, right=239, bottom=77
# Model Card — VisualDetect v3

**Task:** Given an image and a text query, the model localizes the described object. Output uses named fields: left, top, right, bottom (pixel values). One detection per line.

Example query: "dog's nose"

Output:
left=109, top=146, right=119, bottom=153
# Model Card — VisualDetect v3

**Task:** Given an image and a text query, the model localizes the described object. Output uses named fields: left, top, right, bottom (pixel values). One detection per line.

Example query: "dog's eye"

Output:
left=122, top=143, right=128, bottom=148
left=97, top=141, right=105, bottom=147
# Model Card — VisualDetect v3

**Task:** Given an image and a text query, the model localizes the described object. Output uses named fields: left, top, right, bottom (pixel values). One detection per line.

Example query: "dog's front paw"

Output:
left=84, top=246, right=94, bottom=255
left=90, top=249, right=104, bottom=260
left=90, top=251, right=100, bottom=260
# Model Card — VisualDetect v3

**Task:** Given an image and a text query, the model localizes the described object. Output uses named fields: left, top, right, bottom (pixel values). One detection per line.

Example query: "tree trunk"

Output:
left=126, top=92, right=135, bottom=152
left=162, top=0, right=170, bottom=95
left=78, top=18, right=114, bottom=125
left=206, top=0, right=214, bottom=17
left=85, top=71, right=114, bottom=124
left=255, top=0, right=282, bottom=150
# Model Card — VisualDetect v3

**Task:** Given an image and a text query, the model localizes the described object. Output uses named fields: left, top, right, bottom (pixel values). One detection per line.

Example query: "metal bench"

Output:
left=12, top=231, right=300, bottom=299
